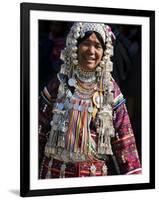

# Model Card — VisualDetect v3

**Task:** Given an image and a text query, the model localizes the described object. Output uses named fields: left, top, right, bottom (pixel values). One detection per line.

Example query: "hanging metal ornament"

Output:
left=96, top=105, right=115, bottom=155
left=93, top=91, right=103, bottom=109
left=103, top=55, right=109, bottom=61
left=60, top=49, right=66, bottom=61
left=106, top=60, right=113, bottom=72
left=68, top=78, right=77, bottom=87
left=74, top=32, right=80, bottom=39
left=106, top=42, right=112, bottom=48
left=99, top=60, right=106, bottom=68
left=72, top=53, right=78, bottom=59
left=71, top=46, right=78, bottom=52
left=96, top=66, right=102, bottom=82
left=71, top=38, right=78, bottom=45
left=57, top=83, right=66, bottom=99
left=107, top=92, right=114, bottom=104
left=102, top=164, right=108, bottom=175
left=72, top=59, right=78, bottom=66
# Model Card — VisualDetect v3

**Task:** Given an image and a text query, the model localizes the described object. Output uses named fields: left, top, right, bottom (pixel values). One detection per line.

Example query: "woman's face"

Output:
left=77, top=33, right=104, bottom=71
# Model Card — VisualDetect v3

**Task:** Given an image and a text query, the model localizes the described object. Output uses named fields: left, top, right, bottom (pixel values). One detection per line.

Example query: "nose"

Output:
left=87, top=45, right=95, bottom=54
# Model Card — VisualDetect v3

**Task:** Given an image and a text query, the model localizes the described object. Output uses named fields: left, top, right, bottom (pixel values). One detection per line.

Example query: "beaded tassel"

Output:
left=66, top=99, right=79, bottom=151
left=74, top=110, right=82, bottom=152
left=45, top=158, right=53, bottom=179
left=80, top=107, right=87, bottom=153
left=65, top=99, right=91, bottom=157
left=59, top=163, right=66, bottom=178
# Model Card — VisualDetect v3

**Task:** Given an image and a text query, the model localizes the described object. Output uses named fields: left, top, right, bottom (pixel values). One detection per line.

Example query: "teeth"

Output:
left=87, top=57, right=95, bottom=60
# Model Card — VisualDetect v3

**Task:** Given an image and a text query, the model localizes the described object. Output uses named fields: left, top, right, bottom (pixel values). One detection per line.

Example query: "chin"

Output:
left=84, top=65, right=96, bottom=71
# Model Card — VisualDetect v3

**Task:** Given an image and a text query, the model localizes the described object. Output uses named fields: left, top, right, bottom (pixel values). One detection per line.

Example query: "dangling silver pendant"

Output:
left=60, top=163, right=66, bottom=178
left=68, top=78, right=76, bottom=87
left=90, top=164, right=96, bottom=176
left=102, top=164, right=108, bottom=175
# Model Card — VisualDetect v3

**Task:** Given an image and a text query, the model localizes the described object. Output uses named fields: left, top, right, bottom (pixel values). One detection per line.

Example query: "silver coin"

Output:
left=53, top=114, right=59, bottom=122
left=58, top=103, right=64, bottom=110
left=68, top=103, right=73, bottom=109
left=96, top=95, right=103, bottom=104
left=64, top=99, right=69, bottom=108
left=66, top=90, right=72, bottom=98
left=88, top=106, right=93, bottom=113
left=74, top=104, right=79, bottom=110
left=68, top=78, right=76, bottom=87
left=78, top=105, right=83, bottom=112
left=50, top=120, right=53, bottom=126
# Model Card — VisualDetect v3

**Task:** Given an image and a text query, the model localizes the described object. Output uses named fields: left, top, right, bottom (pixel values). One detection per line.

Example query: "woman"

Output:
left=39, top=22, right=141, bottom=178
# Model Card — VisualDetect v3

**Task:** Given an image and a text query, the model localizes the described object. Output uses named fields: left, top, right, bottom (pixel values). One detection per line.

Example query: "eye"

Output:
left=95, top=44, right=102, bottom=49
left=81, top=41, right=90, bottom=46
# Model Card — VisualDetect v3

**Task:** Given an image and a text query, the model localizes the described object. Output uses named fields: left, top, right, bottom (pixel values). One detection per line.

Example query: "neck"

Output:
left=75, top=66, right=96, bottom=84
left=78, top=65, right=96, bottom=73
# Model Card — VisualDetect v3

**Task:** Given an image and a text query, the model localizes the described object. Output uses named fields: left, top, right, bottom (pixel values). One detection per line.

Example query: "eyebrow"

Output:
left=83, top=39, right=102, bottom=46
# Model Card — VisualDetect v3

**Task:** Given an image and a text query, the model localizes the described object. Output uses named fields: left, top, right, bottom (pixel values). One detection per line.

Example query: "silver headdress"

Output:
left=60, top=22, right=115, bottom=78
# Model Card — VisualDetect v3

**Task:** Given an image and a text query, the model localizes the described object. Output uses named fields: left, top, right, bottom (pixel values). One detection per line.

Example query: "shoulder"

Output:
left=41, top=76, right=60, bottom=103
left=111, top=78, right=126, bottom=110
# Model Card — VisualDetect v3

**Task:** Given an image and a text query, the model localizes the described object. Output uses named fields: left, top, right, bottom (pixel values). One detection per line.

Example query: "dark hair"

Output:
left=77, top=31, right=106, bottom=51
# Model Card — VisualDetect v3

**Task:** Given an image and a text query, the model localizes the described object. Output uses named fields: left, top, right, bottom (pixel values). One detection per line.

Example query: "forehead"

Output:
left=84, top=33, right=101, bottom=43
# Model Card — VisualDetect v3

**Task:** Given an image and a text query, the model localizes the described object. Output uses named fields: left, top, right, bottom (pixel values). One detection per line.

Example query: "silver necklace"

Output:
left=75, top=66, right=96, bottom=83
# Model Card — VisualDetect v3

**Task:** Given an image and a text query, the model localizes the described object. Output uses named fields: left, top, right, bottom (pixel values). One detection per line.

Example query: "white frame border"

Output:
left=30, top=10, right=150, bottom=190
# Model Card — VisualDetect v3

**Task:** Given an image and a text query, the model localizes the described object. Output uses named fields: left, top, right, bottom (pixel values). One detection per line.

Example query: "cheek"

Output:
left=97, top=51, right=103, bottom=61
left=77, top=47, right=85, bottom=60
left=77, top=50, right=81, bottom=62
left=78, top=46, right=86, bottom=54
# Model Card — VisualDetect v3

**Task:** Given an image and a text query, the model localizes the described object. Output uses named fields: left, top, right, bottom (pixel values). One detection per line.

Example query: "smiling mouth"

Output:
left=85, top=56, right=95, bottom=62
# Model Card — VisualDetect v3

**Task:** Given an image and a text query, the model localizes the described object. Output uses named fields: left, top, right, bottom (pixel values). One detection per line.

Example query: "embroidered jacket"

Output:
left=38, top=77, right=141, bottom=178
